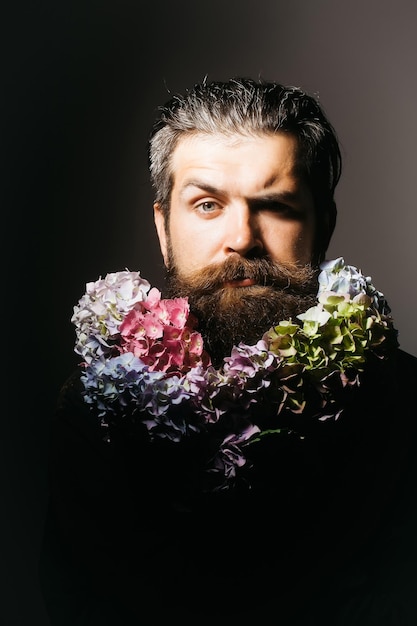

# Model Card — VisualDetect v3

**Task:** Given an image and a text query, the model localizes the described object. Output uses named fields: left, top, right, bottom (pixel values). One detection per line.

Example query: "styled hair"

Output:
left=149, top=76, right=341, bottom=260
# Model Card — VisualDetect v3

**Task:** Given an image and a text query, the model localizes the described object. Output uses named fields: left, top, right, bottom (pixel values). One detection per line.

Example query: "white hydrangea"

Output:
left=72, top=270, right=151, bottom=363
left=318, top=257, right=389, bottom=315
left=318, top=257, right=372, bottom=298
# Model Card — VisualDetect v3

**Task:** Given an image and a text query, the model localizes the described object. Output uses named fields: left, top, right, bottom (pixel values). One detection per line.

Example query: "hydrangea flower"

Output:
left=73, top=258, right=398, bottom=491
left=72, top=270, right=151, bottom=363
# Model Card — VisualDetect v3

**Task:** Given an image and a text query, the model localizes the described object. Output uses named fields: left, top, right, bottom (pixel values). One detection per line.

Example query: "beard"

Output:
left=164, top=254, right=319, bottom=367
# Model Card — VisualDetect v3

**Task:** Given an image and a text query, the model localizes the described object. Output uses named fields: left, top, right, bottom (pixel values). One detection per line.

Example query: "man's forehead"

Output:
left=171, top=131, right=304, bottom=193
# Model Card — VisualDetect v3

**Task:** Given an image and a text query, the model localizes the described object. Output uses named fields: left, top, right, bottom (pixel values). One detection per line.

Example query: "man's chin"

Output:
left=187, top=287, right=317, bottom=367
left=213, top=283, right=281, bottom=311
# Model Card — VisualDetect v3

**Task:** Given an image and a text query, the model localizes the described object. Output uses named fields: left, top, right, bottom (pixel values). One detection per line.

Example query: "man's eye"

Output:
left=263, top=201, right=292, bottom=213
left=260, top=201, right=302, bottom=220
left=196, top=201, right=218, bottom=213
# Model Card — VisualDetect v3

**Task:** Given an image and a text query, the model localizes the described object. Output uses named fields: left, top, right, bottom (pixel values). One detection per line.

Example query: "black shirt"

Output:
left=39, top=348, right=417, bottom=625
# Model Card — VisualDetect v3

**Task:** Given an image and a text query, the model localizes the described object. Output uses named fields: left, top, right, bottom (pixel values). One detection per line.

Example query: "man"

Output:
left=151, top=77, right=339, bottom=366
left=40, top=77, right=417, bottom=625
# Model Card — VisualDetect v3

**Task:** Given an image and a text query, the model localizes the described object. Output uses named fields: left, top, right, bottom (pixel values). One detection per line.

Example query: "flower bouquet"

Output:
left=72, top=258, right=398, bottom=490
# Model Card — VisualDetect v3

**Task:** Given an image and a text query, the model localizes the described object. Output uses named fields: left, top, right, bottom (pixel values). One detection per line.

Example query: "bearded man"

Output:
left=40, top=77, right=417, bottom=626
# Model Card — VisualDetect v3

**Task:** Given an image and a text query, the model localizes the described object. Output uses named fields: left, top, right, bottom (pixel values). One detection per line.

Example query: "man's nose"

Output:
left=223, top=205, right=264, bottom=257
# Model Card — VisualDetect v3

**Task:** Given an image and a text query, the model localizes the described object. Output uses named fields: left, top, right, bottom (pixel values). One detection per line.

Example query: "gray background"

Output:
left=3, top=1, right=416, bottom=624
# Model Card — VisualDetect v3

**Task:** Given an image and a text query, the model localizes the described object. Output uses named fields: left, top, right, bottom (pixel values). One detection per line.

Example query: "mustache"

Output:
left=166, top=256, right=319, bottom=296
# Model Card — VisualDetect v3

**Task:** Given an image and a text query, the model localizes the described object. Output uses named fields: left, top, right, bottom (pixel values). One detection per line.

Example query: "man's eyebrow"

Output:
left=179, top=181, right=302, bottom=203
left=248, top=190, right=303, bottom=205
left=179, top=180, right=222, bottom=197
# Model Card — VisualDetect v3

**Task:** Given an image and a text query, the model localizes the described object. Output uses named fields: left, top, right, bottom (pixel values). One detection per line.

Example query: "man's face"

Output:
left=154, top=131, right=318, bottom=363
left=155, top=131, right=316, bottom=273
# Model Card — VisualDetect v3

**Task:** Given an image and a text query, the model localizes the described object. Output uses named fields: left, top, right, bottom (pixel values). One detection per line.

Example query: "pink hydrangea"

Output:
left=118, top=289, right=210, bottom=374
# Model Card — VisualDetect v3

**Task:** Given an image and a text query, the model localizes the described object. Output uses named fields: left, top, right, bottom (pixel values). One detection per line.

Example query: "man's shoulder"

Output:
left=56, top=368, right=86, bottom=411
left=396, top=347, right=417, bottom=390
left=51, top=368, right=110, bottom=454
left=397, top=346, right=417, bottom=367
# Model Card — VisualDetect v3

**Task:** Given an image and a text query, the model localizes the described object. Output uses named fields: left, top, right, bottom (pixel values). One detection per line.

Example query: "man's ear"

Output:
left=153, top=203, right=169, bottom=267
left=326, top=200, right=337, bottom=243
left=318, top=201, right=337, bottom=261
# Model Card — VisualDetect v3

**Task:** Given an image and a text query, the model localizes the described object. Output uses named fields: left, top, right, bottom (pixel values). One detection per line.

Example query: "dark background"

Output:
left=3, top=1, right=417, bottom=624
